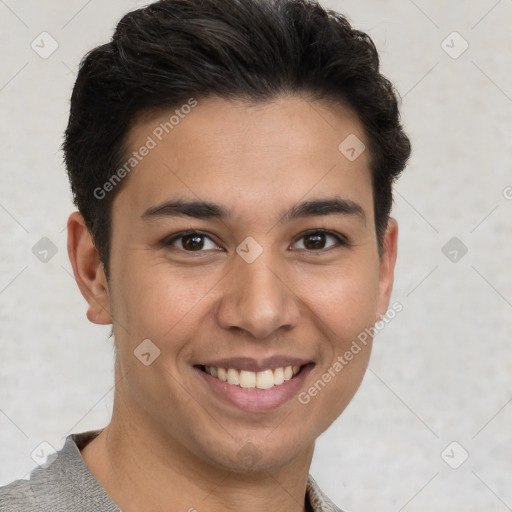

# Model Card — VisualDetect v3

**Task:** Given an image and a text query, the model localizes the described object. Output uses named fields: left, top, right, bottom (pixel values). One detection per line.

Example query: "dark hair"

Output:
left=63, top=0, right=411, bottom=277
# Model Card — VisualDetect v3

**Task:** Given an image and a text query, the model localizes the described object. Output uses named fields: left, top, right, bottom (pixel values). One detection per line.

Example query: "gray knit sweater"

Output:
left=0, top=430, right=342, bottom=511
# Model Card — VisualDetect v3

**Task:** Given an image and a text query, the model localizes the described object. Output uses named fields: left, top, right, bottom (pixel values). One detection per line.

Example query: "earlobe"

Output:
left=67, top=211, right=112, bottom=325
left=377, top=217, right=398, bottom=318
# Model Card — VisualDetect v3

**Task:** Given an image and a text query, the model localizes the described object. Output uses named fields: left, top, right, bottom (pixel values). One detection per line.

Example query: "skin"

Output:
left=67, top=95, right=398, bottom=512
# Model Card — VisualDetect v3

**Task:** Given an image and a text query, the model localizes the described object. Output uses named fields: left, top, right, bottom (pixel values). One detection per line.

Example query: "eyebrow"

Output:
left=141, top=197, right=366, bottom=224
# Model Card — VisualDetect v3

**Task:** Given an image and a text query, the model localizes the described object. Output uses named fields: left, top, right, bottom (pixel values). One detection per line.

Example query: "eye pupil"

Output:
left=170, top=230, right=341, bottom=253
left=304, top=233, right=326, bottom=250
left=182, top=234, right=204, bottom=250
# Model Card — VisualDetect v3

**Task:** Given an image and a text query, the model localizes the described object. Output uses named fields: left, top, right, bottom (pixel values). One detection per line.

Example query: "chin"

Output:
left=203, top=435, right=312, bottom=474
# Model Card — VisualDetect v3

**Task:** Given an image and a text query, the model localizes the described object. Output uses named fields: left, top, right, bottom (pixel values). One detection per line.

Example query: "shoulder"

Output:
left=0, top=477, right=39, bottom=512
left=0, top=446, right=61, bottom=512
left=0, top=430, right=120, bottom=512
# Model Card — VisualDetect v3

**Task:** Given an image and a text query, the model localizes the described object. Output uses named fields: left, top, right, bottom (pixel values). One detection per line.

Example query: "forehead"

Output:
left=116, top=95, right=373, bottom=219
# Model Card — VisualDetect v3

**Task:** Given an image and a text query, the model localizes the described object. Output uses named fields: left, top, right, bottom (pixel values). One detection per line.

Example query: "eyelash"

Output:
left=162, top=229, right=351, bottom=253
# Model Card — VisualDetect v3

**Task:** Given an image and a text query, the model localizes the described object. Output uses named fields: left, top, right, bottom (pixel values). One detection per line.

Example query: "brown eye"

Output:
left=181, top=233, right=205, bottom=251
left=164, top=231, right=219, bottom=252
left=292, top=230, right=347, bottom=251
left=303, top=232, right=327, bottom=250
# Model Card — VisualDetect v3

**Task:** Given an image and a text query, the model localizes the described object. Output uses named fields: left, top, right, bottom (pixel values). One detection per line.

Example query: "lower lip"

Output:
left=195, top=365, right=314, bottom=412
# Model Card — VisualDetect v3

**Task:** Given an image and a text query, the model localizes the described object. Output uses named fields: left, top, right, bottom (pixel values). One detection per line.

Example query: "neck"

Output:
left=80, top=395, right=314, bottom=512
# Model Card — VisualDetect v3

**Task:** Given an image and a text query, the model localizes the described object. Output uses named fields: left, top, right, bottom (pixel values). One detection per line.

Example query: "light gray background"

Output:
left=1, top=1, right=511, bottom=510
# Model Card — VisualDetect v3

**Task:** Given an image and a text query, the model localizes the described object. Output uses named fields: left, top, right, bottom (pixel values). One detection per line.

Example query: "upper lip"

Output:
left=197, top=356, right=313, bottom=372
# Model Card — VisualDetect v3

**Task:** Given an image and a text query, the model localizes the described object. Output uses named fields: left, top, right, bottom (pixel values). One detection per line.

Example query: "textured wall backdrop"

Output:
left=0, top=1, right=511, bottom=511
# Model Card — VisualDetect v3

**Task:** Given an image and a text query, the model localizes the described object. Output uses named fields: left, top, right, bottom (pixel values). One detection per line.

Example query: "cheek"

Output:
left=294, top=267, right=378, bottom=431
left=295, top=259, right=380, bottom=338
left=110, top=254, right=222, bottom=347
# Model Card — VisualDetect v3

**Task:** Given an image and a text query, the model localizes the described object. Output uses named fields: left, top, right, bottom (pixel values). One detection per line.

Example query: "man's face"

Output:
left=104, top=96, right=395, bottom=471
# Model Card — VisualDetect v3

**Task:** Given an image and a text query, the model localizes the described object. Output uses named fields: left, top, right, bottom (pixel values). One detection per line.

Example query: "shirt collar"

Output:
left=306, top=474, right=343, bottom=512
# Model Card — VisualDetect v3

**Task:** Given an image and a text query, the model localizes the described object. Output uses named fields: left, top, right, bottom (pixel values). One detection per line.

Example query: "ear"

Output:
left=376, top=217, right=398, bottom=319
left=67, top=211, right=112, bottom=325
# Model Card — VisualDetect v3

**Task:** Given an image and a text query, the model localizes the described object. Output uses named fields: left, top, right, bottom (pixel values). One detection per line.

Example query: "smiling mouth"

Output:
left=197, top=364, right=304, bottom=390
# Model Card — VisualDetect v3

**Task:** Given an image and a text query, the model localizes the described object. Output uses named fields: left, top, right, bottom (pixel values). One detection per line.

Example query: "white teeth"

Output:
left=273, top=367, right=284, bottom=385
left=227, top=368, right=240, bottom=386
left=204, top=365, right=301, bottom=389
left=239, top=370, right=256, bottom=388
left=217, top=367, right=227, bottom=382
left=256, top=369, right=274, bottom=389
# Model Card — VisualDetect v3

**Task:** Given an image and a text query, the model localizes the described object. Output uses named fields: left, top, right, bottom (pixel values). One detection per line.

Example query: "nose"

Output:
left=215, top=252, right=301, bottom=340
